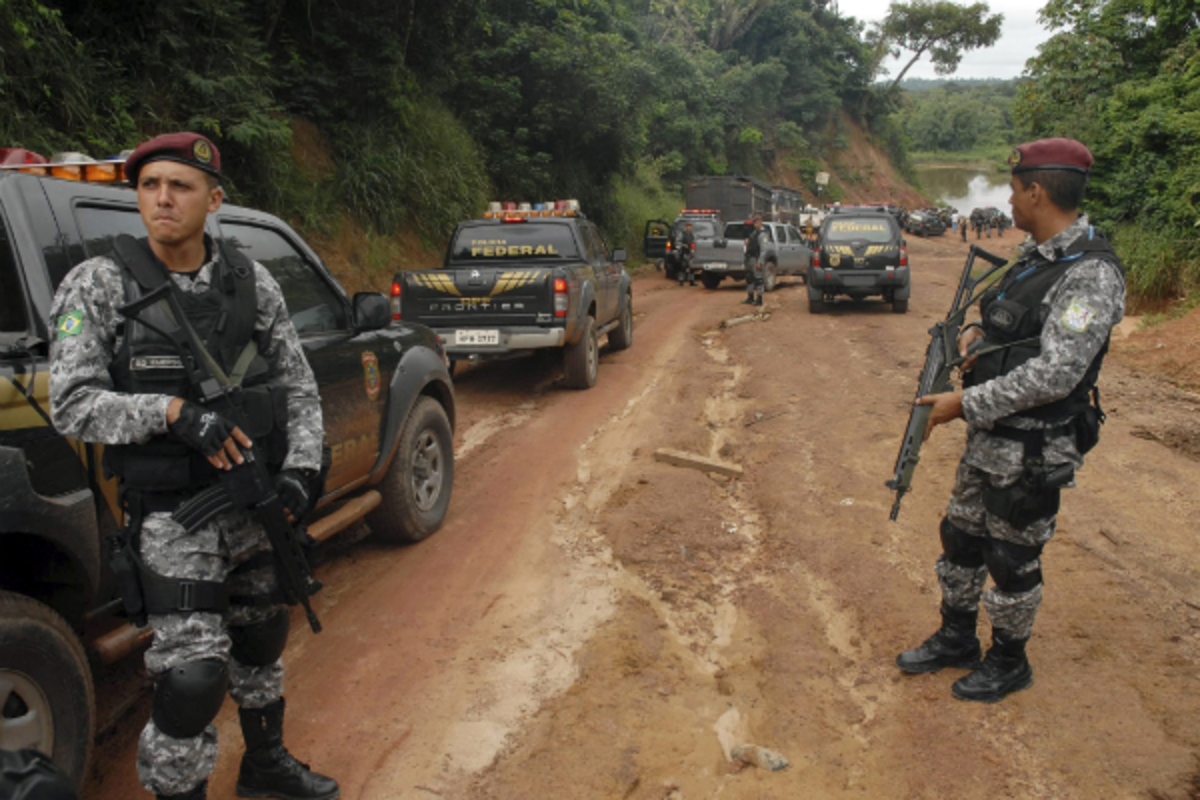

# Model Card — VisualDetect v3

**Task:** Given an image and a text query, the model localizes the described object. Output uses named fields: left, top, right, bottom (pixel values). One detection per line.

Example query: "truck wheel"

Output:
left=367, top=397, right=454, bottom=543
left=564, top=314, right=599, bottom=389
left=608, top=295, right=633, bottom=352
left=664, top=262, right=678, bottom=281
left=892, top=299, right=909, bottom=313
left=700, top=273, right=721, bottom=290
left=763, top=262, right=778, bottom=293
left=0, top=591, right=93, bottom=789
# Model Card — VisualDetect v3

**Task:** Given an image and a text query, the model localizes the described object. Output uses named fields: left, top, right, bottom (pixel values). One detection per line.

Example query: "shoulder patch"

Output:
left=57, top=310, right=84, bottom=339
left=1061, top=298, right=1097, bottom=333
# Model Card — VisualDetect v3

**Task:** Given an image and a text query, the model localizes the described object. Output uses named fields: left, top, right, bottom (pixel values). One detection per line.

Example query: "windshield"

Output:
left=674, top=220, right=716, bottom=238
left=823, top=218, right=895, bottom=244
left=447, top=222, right=579, bottom=265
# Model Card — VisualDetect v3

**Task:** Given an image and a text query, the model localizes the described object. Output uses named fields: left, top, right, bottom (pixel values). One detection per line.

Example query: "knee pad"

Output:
left=983, top=538, right=1044, bottom=594
left=153, top=658, right=229, bottom=739
left=939, top=518, right=985, bottom=568
left=229, top=609, right=290, bottom=667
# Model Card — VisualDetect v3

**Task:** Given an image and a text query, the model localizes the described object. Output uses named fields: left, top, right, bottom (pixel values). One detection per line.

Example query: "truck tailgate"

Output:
left=401, top=267, right=554, bottom=327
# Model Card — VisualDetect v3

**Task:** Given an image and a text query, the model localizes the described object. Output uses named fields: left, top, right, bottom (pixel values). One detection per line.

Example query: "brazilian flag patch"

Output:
left=57, top=310, right=84, bottom=339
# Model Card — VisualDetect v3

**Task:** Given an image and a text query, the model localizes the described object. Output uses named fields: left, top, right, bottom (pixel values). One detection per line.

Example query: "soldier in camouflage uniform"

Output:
left=48, top=133, right=338, bottom=799
left=742, top=214, right=765, bottom=306
left=896, top=138, right=1126, bottom=703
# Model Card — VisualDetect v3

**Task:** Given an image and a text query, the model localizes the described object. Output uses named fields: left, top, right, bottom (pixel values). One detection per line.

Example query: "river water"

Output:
left=913, top=165, right=1012, bottom=215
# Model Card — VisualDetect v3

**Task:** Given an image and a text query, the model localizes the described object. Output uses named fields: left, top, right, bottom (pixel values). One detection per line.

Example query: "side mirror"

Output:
left=612, top=249, right=628, bottom=263
left=353, top=292, right=391, bottom=332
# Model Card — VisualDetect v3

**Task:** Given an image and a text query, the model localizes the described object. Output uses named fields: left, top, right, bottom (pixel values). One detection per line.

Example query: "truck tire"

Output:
left=763, top=261, right=778, bottom=293
left=892, top=299, right=909, bottom=313
left=608, top=295, right=633, bottom=352
left=367, top=397, right=454, bottom=543
left=807, top=285, right=825, bottom=314
left=664, top=262, right=678, bottom=281
left=700, top=273, right=722, bottom=290
left=564, top=314, right=599, bottom=389
left=0, top=591, right=93, bottom=789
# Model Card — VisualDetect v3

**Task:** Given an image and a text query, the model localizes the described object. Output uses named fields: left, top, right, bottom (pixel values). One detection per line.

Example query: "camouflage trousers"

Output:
left=937, top=459, right=1057, bottom=641
left=136, top=508, right=285, bottom=796
left=744, top=256, right=763, bottom=298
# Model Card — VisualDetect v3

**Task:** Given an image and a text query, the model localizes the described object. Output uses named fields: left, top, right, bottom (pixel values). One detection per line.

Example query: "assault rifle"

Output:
left=118, top=282, right=324, bottom=633
left=886, top=245, right=1012, bottom=521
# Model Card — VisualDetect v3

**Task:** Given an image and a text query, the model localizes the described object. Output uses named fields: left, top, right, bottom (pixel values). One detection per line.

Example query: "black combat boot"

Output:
left=237, top=699, right=340, bottom=800
left=742, top=295, right=755, bottom=305
left=895, top=605, right=982, bottom=674
left=159, top=780, right=207, bottom=800
left=951, top=629, right=1033, bottom=703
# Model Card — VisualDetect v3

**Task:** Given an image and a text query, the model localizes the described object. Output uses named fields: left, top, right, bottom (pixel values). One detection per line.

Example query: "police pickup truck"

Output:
left=391, top=202, right=633, bottom=389
left=691, top=219, right=812, bottom=291
left=0, top=148, right=456, bottom=789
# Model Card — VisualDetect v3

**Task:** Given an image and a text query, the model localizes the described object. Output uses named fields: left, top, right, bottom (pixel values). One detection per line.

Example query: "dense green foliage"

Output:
left=1014, top=0, right=1200, bottom=304
left=0, top=0, right=879, bottom=255
left=893, top=80, right=1017, bottom=154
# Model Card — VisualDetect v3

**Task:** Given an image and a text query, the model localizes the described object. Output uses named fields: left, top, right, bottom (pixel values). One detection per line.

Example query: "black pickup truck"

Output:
left=0, top=158, right=456, bottom=788
left=391, top=208, right=633, bottom=388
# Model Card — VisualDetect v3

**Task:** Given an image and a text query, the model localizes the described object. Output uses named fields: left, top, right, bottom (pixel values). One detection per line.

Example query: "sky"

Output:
left=839, top=0, right=1056, bottom=81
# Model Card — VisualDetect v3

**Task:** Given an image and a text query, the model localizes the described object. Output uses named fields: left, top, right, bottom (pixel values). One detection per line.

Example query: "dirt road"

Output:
left=86, top=232, right=1200, bottom=799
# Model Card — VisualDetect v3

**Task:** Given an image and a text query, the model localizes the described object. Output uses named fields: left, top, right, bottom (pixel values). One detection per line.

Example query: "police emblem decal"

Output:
left=1061, top=298, right=1097, bottom=333
left=57, top=310, right=84, bottom=339
left=193, top=139, right=213, bottom=165
left=362, top=351, right=381, bottom=400
left=829, top=254, right=841, bottom=267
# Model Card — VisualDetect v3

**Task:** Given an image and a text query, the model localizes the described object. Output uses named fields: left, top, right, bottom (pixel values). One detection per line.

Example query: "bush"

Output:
left=1110, top=223, right=1200, bottom=309
left=609, top=163, right=684, bottom=266
left=334, top=99, right=490, bottom=244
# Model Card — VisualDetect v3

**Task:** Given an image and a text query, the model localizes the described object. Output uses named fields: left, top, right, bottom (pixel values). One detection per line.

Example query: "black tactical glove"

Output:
left=274, top=468, right=311, bottom=518
left=168, top=401, right=241, bottom=458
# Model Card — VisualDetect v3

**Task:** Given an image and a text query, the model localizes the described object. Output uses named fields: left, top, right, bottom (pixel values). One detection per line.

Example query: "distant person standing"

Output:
left=742, top=214, right=765, bottom=306
left=677, top=221, right=696, bottom=286
left=960, top=215, right=968, bottom=243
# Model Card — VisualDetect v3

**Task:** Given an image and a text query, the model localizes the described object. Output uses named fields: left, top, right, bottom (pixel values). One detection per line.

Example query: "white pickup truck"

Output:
left=691, top=220, right=812, bottom=291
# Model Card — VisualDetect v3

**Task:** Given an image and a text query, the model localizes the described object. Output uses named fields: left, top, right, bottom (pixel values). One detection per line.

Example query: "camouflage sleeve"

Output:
left=252, top=263, right=323, bottom=472
left=48, top=258, right=174, bottom=444
left=962, top=257, right=1126, bottom=427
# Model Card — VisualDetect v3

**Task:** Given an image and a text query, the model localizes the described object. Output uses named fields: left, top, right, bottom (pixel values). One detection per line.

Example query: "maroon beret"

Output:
left=1008, top=138, right=1093, bottom=174
left=124, top=132, right=221, bottom=184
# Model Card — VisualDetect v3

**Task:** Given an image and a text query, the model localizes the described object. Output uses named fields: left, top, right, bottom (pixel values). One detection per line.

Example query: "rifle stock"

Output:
left=886, top=245, right=1012, bottom=521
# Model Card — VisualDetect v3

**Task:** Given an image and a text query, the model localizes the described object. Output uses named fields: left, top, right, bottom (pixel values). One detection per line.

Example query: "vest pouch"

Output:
left=983, top=298, right=1028, bottom=334
left=983, top=473, right=1061, bottom=530
left=1073, top=404, right=1103, bottom=454
left=105, top=440, right=197, bottom=492
left=225, top=385, right=290, bottom=467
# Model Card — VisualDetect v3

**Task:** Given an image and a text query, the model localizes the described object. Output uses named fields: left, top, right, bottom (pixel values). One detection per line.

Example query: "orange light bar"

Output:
left=84, top=161, right=124, bottom=183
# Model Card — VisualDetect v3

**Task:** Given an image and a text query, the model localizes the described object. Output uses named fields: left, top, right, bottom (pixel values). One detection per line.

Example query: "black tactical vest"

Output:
left=103, top=235, right=288, bottom=494
left=967, top=227, right=1124, bottom=424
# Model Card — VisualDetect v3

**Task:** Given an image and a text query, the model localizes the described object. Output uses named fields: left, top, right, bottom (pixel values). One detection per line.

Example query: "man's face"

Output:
left=753, top=217, right=762, bottom=229
left=1008, top=174, right=1035, bottom=233
left=137, top=160, right=222, bottom=247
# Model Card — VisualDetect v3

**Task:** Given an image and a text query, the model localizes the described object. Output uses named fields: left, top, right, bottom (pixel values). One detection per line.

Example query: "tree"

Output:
left=877, top=0, right=1003, bottom=91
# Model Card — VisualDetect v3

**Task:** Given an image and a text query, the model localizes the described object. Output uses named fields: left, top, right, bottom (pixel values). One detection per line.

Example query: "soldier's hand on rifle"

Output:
left=957, top=324, right=985, bottom=372
left=274, top=469, right=310, bottom=521
left=167, top=398, right=252, bottom=470
left=915, top=391, right=964, bottom=441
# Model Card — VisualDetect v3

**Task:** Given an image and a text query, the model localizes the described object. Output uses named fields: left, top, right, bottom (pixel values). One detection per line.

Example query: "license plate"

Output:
left=707, top=262, right=728, bottom=270
left=456, top=329, right=499, bottom=346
